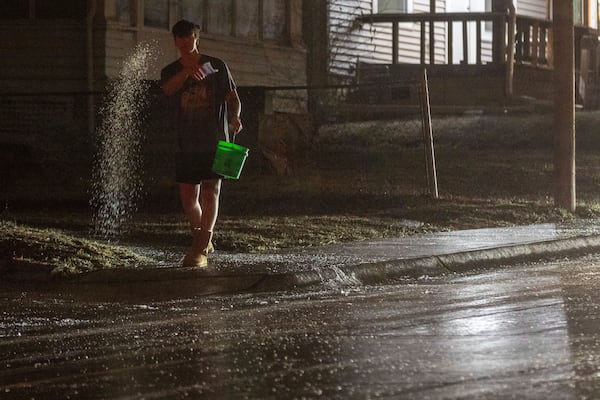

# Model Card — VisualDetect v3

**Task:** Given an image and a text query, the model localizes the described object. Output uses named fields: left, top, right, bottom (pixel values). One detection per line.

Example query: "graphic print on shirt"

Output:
left=176, top=75, right=219, bottom=151
left=180, top=80, right=212, bottom=124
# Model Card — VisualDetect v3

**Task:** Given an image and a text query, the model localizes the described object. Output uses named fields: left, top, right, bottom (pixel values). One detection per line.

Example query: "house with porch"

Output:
left=304, top=0, right=600, bottom=111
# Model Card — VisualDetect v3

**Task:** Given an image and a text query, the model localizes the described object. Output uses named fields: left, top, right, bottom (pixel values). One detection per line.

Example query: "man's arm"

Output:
left=161, top=68, right=191, bottom=96
left=162, top=65, right=207, bottom=96
left=226, top=89, right=242, bottom=134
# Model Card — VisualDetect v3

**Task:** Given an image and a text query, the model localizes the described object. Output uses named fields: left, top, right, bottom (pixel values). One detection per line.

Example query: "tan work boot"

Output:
left=206, top=237, right=215, bottom=254
left=182, top=229, right=213, bottom=267
left=182, top=229, right=214, bottom=262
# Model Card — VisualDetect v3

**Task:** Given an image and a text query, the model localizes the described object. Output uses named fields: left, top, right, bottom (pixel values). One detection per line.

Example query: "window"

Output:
left=235, top=1, right=259, bottom=39
left=573, top=0, right=589, bottom=26
left=262, top=0, right=286, bottom=40
left=180, top=0, right=288, bottom=43
left=181, top=0, right=202, bottom=25
left=144, top=0, right=169, bottom=29
left=376, top=0, right=410, bottom=13
left=484, top=0, right=492, bottom=34
left=117, top=0, right=133, bottom=26
left=206, top=0, right=233, bottom=36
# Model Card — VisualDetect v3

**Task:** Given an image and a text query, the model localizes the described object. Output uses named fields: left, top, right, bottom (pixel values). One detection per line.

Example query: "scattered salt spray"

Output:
left=91, top=42, right=157, bottom=236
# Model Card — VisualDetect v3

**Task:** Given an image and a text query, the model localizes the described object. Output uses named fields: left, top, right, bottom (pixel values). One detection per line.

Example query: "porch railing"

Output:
left=356, top=12, right=560, bottom=68
left=515, top=16, right=552, bottom=67
left=357, top=12, right=509, bottom=65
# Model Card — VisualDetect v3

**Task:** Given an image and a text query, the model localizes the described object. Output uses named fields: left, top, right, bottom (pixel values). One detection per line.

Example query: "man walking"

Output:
left=161, top=20, right=242, bottom=267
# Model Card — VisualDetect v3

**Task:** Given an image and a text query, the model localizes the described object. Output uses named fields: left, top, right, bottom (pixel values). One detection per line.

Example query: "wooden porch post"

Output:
left=393, top=22, right=399, bottom=64
left=553, top=0, right=576, bottom=211
left=492, top=0, right=507, bottom=63
left=506, top=1, right=516, bottom=99
left=429, top=0, right=435, bottom=64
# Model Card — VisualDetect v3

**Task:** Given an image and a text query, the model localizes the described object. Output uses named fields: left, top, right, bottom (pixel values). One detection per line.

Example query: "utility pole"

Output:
left=552, top=0, right=576, bottom=211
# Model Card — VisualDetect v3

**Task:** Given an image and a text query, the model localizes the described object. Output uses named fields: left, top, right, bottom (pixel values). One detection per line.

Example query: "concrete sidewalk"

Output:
left=30, top=219, right=597, bottom=295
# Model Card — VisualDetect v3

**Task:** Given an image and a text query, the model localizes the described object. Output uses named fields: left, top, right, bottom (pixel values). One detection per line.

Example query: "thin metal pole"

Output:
left=420, top=68, right=439, bottom=199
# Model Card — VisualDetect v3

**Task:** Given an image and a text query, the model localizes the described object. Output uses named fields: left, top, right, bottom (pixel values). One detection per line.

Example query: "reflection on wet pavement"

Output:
left=2, top=255, right=600, bottom=398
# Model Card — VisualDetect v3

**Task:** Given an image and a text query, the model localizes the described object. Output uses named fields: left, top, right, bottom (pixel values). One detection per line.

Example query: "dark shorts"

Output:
left=175, top=151, right=222, bottom=184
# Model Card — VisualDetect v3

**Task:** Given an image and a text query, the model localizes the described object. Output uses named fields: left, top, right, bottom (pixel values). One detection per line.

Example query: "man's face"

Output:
left=175, top=34, right=198, bottom=54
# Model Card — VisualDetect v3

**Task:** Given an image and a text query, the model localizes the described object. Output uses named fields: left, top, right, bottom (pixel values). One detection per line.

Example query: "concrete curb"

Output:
left=351, top=235, right=600, bottom=285
left=3, top=234, right=600, bottom=296
left=253, top=235, right=600, bottom=292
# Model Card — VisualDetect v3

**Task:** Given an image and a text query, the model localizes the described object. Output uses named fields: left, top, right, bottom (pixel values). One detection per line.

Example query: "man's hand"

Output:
left=184, top=65, right=206, bottom=81
left=229, top=115, right=242, bottom=134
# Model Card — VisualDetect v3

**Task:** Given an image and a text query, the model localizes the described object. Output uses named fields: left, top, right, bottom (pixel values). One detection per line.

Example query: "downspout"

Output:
left=86, top=0, right=97, bottom=137
left=506, top=0, right=516, bottom=100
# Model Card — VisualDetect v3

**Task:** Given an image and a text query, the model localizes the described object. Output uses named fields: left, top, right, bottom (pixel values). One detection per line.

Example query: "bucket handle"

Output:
left=222, top=102, right=237, bottom=144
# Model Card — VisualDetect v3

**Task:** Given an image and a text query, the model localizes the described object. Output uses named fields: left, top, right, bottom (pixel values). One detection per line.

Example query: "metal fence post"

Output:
left=419, top=68, right=439, bottom=199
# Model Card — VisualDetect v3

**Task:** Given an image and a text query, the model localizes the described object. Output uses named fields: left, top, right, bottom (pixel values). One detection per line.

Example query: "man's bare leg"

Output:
left=199, top=179, right=221, bottom=232
left=179, top=183, right=202, bottom=229
left=179, top=180, right=221, bottom=266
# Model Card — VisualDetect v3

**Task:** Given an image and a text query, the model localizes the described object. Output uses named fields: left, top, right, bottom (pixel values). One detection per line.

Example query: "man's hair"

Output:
left=171, top=20, right=200, bottom=38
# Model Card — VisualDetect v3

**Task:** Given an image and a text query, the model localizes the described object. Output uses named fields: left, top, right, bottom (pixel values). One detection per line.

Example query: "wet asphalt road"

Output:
left=2, top=255, right=600, bottom=399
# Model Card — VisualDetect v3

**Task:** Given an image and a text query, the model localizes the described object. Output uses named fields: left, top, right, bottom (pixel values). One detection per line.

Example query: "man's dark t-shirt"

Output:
left=160, top=55, right=236, bottom=153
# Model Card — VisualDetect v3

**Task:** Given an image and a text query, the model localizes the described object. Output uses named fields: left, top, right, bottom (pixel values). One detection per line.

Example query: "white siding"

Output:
left=328, top=0, right=375, bottom=78
left=514, top=0, right=549, bottom=19
left=328, top=0, right=447, bottom=80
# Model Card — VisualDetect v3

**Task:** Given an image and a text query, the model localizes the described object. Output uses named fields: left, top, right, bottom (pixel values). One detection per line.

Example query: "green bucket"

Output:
left=212, top=140, right=249, bottom=179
